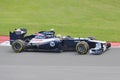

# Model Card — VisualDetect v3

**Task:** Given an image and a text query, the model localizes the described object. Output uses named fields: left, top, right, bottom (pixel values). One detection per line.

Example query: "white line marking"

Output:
left=0, top=41, right=10, bottom=46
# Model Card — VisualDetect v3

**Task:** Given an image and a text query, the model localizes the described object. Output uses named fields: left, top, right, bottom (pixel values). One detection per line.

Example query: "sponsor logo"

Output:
left=50, top=41, right=55, bottom=47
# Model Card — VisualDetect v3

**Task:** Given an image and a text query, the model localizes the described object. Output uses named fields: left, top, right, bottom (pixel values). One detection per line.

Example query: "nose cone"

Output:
left=107, top=42, right=111, bottom=48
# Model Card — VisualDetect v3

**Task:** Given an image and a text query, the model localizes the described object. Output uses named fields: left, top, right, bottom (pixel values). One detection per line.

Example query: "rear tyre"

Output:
left=12, top=40, right=25, bottom=53
left=76, top=41, right=89, bottom=55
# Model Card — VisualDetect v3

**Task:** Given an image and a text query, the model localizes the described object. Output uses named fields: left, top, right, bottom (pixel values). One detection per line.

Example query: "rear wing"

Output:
left=9, top=28, right=27, bottom=45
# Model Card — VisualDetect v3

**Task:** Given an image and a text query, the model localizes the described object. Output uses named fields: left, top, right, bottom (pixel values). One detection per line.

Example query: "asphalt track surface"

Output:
left=0, top=46, right=120, bottom=80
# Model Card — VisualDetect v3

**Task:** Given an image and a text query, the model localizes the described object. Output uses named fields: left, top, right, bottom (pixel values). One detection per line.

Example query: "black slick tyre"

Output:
left=76, top=41, right=89, bottom=55
left=12, top=40, right=25, bottom=53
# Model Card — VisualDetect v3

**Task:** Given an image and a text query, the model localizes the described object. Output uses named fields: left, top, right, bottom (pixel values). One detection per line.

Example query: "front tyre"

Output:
left=76, top=41, right=89, bottom=55
left=12, top=40, right=25, bottom=53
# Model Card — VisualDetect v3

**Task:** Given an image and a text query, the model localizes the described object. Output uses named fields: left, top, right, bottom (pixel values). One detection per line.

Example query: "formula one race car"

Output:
left=9, top=28, right=111, bottom=55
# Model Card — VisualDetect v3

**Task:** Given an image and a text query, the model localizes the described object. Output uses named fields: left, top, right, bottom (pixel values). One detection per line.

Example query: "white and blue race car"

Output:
left=10, top=28, right=111, bottom=55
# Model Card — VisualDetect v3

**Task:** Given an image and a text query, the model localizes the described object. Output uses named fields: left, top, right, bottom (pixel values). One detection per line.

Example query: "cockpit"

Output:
left=35, top=33, right=54, bottom=39
left=35, top=34, right=46, bottom=39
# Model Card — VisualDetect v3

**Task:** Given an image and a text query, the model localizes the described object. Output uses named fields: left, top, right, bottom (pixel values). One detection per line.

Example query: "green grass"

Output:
left=0, top=0, right=120, bottom=41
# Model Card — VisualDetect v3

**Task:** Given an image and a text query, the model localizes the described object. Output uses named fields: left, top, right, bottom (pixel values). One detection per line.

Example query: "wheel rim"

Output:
left=78, top=44, right=86, bottom=53
left=13, top=43, right=21, bottom=50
